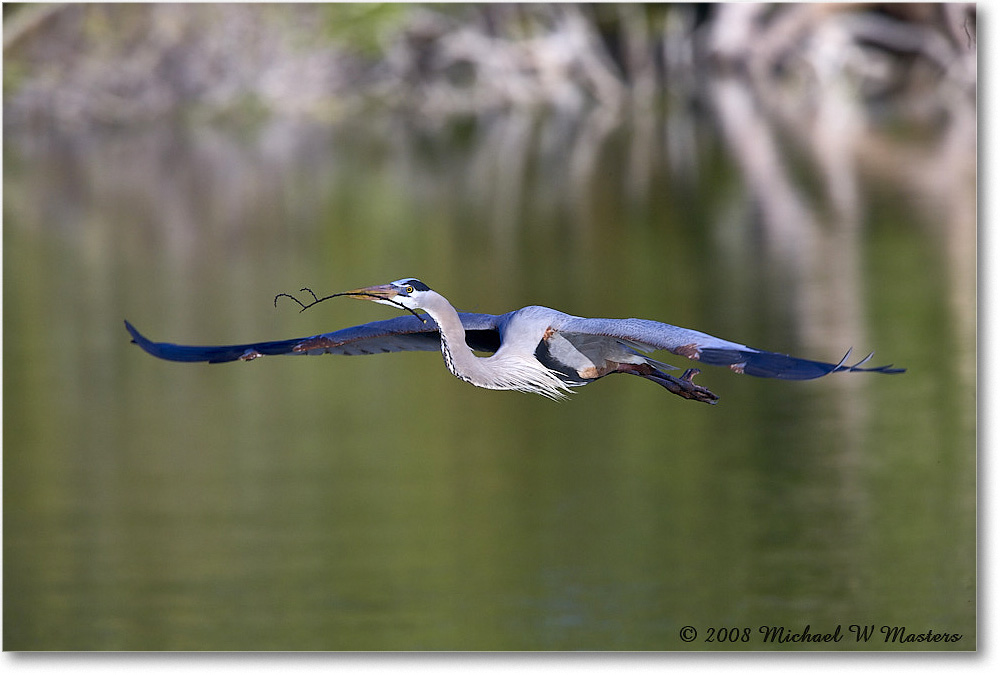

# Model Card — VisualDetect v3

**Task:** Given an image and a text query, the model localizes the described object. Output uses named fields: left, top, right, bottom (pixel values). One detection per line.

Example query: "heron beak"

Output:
left=345, top=284, right=401, bottom=306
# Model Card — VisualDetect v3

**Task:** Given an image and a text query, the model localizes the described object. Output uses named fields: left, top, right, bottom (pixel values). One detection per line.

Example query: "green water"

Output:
left=3, top=108, right=975, bottom=650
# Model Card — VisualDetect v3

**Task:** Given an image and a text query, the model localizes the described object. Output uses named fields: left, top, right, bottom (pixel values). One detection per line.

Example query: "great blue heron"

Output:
left=125, top=277, right=903, bottom=404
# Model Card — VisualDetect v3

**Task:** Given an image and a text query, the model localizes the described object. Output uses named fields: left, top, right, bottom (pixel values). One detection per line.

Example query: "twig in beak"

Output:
left=274, top=288, right=427, bottom=323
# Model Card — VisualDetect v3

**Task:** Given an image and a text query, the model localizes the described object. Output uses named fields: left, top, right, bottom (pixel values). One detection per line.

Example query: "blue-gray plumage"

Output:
left=125, top=278, right=904, bottom=404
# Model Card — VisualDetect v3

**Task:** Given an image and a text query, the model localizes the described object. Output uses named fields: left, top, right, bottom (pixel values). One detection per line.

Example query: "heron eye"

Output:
left=405, top=285, right=414, bottom=294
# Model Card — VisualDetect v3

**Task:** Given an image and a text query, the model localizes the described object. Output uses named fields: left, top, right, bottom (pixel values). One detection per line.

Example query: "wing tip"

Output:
left=838, top=350, right=905, bottom=375
left=124, top=319, right=143, bottom=346
left=699, top=345, right=905, bottom=380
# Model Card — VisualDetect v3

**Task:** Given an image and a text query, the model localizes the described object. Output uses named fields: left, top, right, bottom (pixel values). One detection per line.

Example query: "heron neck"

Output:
left=419, top=291, right=570, bottom=399
left=422, top=291, right=484, bottom=384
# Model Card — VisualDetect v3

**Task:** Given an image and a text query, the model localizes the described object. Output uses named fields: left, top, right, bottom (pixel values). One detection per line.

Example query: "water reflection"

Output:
left=4, top=41, right=976, bottom=653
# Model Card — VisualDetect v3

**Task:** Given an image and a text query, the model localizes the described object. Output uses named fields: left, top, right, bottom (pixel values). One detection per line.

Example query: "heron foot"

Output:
left=658, top=368, right=719, bottom=404
left=613, top=363, right=719, bottom=404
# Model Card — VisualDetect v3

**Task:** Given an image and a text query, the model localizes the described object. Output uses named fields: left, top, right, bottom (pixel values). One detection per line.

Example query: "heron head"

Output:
left=346, top=278, right=432, bottom=310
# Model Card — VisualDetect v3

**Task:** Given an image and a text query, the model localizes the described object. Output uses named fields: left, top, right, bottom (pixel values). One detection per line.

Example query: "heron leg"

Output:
left=616, top=363, right=719, bottom=404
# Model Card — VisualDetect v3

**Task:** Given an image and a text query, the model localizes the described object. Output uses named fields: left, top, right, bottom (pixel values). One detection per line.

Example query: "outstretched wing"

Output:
left=551, top=315, right=904, bottom=380
left=125, top=313, right=502, bottom=364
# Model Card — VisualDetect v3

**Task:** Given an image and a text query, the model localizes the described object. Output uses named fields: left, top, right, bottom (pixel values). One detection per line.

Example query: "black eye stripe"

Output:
left=397, top=279, right=430, bottom=292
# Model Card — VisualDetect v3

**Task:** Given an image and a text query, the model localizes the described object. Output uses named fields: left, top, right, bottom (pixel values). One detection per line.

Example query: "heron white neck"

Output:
left=419, top=291, right=571, bottom=399
left=420, top=291, right=481, bottom=385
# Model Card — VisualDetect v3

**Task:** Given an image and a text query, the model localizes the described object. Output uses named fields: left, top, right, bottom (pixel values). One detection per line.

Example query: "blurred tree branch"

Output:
left=4, top=3, right=975, bottom=127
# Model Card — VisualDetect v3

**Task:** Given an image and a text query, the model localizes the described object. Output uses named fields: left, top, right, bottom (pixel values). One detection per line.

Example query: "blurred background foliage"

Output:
left=3, top=3, right=976, bottom=125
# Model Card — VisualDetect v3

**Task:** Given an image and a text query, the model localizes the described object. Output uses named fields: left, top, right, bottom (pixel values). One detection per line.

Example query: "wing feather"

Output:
left=550, top=315, right=903, bottom=380
left=125, top=313, right=502, bottom=364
